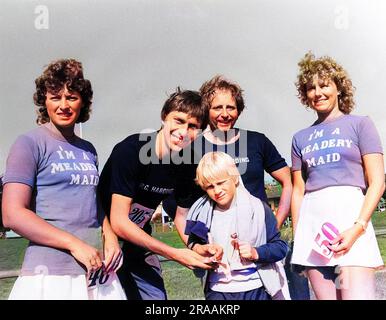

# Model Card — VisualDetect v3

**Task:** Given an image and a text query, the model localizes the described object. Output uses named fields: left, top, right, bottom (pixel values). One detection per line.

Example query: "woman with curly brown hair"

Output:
left=291, top=52, right=385, bottom=299
left=2, top=59, right=126, bottom=299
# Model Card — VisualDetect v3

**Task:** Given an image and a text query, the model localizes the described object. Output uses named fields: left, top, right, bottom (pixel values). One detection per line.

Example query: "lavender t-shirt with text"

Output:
left=291, top=115, right=383, bottom=193
left=3, top=124, right=102, bottom=275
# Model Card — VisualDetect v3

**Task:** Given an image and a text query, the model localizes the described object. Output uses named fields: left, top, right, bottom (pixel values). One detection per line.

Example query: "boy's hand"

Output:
left=234, top=240, right=259, bottom=261
left=193, top=244, right=223, bottom=263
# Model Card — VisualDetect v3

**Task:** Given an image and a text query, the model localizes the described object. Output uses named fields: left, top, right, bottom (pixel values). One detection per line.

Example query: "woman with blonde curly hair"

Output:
left=291, top=52, right=385, bottom=299
left=2, top=59, right=126, bottom=299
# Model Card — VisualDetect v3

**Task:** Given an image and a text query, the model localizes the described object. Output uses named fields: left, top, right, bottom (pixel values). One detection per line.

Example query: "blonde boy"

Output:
left=185, top=152, right=288, bottom=300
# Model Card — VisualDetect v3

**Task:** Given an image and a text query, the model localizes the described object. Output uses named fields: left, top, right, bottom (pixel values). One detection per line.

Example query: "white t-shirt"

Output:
left=208, top=205, right=262, bottom=293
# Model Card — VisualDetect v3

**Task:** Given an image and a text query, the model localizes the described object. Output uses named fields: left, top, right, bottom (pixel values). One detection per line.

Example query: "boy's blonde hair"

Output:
left=195, top=152, right=240, bottom=190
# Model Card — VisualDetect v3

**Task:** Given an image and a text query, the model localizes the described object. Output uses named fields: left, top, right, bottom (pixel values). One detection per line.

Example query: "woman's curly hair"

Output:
left=296, top=52, right=355, bottom=114
left=33, top=59, right=93, bottom=124
left=199, top=75, right=245, bottom=115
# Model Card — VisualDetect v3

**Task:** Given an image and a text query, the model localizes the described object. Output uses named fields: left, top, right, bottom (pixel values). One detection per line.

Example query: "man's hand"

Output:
left=171, top=248, right=218, bottom=270
left=193, top=243, right=223, bottom=263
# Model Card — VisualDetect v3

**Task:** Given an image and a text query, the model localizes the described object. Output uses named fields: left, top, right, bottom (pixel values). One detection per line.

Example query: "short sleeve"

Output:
left=358, top=117, right=383, bottom=155
left=291, top=135, right=303, bottom=171
left=100, top=138, right=141, bottom=199
left=162, top=194, right=177, bottom=220
left=261, top=134, right=287, bottom=173
left=3, top=135, right=38, bottom=187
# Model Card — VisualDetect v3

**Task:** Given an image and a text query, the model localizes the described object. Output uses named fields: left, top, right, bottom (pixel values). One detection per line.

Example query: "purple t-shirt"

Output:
left=3, top=124, right=101, bottom=275
left=291, top=114, right=383, bottom=192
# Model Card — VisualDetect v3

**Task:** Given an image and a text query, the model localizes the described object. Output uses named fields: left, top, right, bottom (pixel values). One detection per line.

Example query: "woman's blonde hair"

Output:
left=295, top=52, right=355, bottom=114
left=195, top=152, right=239, bottom=190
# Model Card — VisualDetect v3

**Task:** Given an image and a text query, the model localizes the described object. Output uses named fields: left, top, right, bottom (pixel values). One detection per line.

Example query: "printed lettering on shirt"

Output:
left=50, top=145, right=98, bottom=185
left=233, top=157, right=250, bottom=164
left=139, top=183, right=173, bottom=195
left=332, top=128, right=340, bottom=135
left=129, top=203, right=155, bottom=228
left=301, top=127, right=353, bottom=168
left=308, top=129, right=324, bottom=141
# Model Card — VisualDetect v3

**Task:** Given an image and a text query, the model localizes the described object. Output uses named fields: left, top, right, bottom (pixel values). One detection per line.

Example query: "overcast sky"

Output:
left=1, top=0, right=385, bottom=176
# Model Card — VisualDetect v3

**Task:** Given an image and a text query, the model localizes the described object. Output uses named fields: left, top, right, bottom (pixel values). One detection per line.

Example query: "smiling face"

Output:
left=209, top=89, right=239, bottom=131
left=205, top=177, right=237, bottom=210
left=162, top=111, right=201, bottom=152
left=306, top=75, right=340, bottom=116
left=196, top=152, right=240, bottom=209
left=45, top=86, right=83, bottom=129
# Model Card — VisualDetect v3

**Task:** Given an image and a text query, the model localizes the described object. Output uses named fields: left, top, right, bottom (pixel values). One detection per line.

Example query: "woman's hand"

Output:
left=329, top=224, right=364, bottom=257
left=103, top=234, right=123, bottom=273
left=68, top=239, right=103, bottom=273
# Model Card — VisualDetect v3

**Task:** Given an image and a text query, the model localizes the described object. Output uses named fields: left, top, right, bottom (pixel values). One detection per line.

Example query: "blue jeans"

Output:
left=284, top=241, right=311, bottom=300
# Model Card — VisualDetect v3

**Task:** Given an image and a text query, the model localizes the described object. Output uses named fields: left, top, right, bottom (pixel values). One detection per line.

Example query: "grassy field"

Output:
left=1, top=215, right=385, bottom=300
left=0, top=237, right=28, bottom=300
left=0, top=229, right=205, bottom=300
left=372, top=211, right=386, bottom=229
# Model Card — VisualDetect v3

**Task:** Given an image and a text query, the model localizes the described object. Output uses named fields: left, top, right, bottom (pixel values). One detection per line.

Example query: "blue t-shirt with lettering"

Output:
left=98, top=131, right=175, bottom=255
left=3, top=124, right=101, bottom=275
left=173, top=129, right=287, bottom=209
left=291, top=114, right=383, bottom=192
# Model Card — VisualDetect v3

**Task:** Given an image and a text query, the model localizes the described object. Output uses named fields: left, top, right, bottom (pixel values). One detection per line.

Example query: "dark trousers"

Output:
left=284, top=241, right=311, bottom=300
left=117, top=251, right=167, bottom=300
left=205, top=286, right=272, bottom=300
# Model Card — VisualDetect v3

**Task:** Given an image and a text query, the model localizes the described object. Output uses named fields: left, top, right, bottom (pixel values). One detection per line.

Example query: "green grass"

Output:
left=0, top=278, right=16, bottom=300
left=372, top=211, right=386, bottom=229
left=0, top=237, right=28, bottom=300
left=0, top=237, right=28, bottom=272
left=0, top=229, right=204, bottom=300
left=1, top=220, right=385, bottom=300
left=377, top=236, right=386, bottom=260
left=153, top=229, right=185, bottom=248
left=153, top=227, right=205, bottom=299
left=161, top=261, right=205, bottom=300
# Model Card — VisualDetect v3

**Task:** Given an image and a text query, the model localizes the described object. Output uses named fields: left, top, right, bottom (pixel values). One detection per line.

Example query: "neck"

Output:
left=316, top=107, right=343, bottom=124
left=205, top=128, right=239, bottom=145
left=47, top=122, right=76, bottom=139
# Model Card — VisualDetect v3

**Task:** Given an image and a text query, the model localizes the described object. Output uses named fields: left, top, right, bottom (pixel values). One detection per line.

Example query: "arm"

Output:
left=291, top=170, right=305, bottom=235
left=174, top=206, right=189, bottom=245
left=110, top=194, right=212, bottom=270
left=270, top=166, right=292, bottom=229
left=2, top=183, right=103, bottom=272
left=331, top=153, right=385, bottom=255
left=254, top=205, right=288, bottom=263
left=101, top=215, right=123, bottom=273
left=192, top=244, right=223, bottom=262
